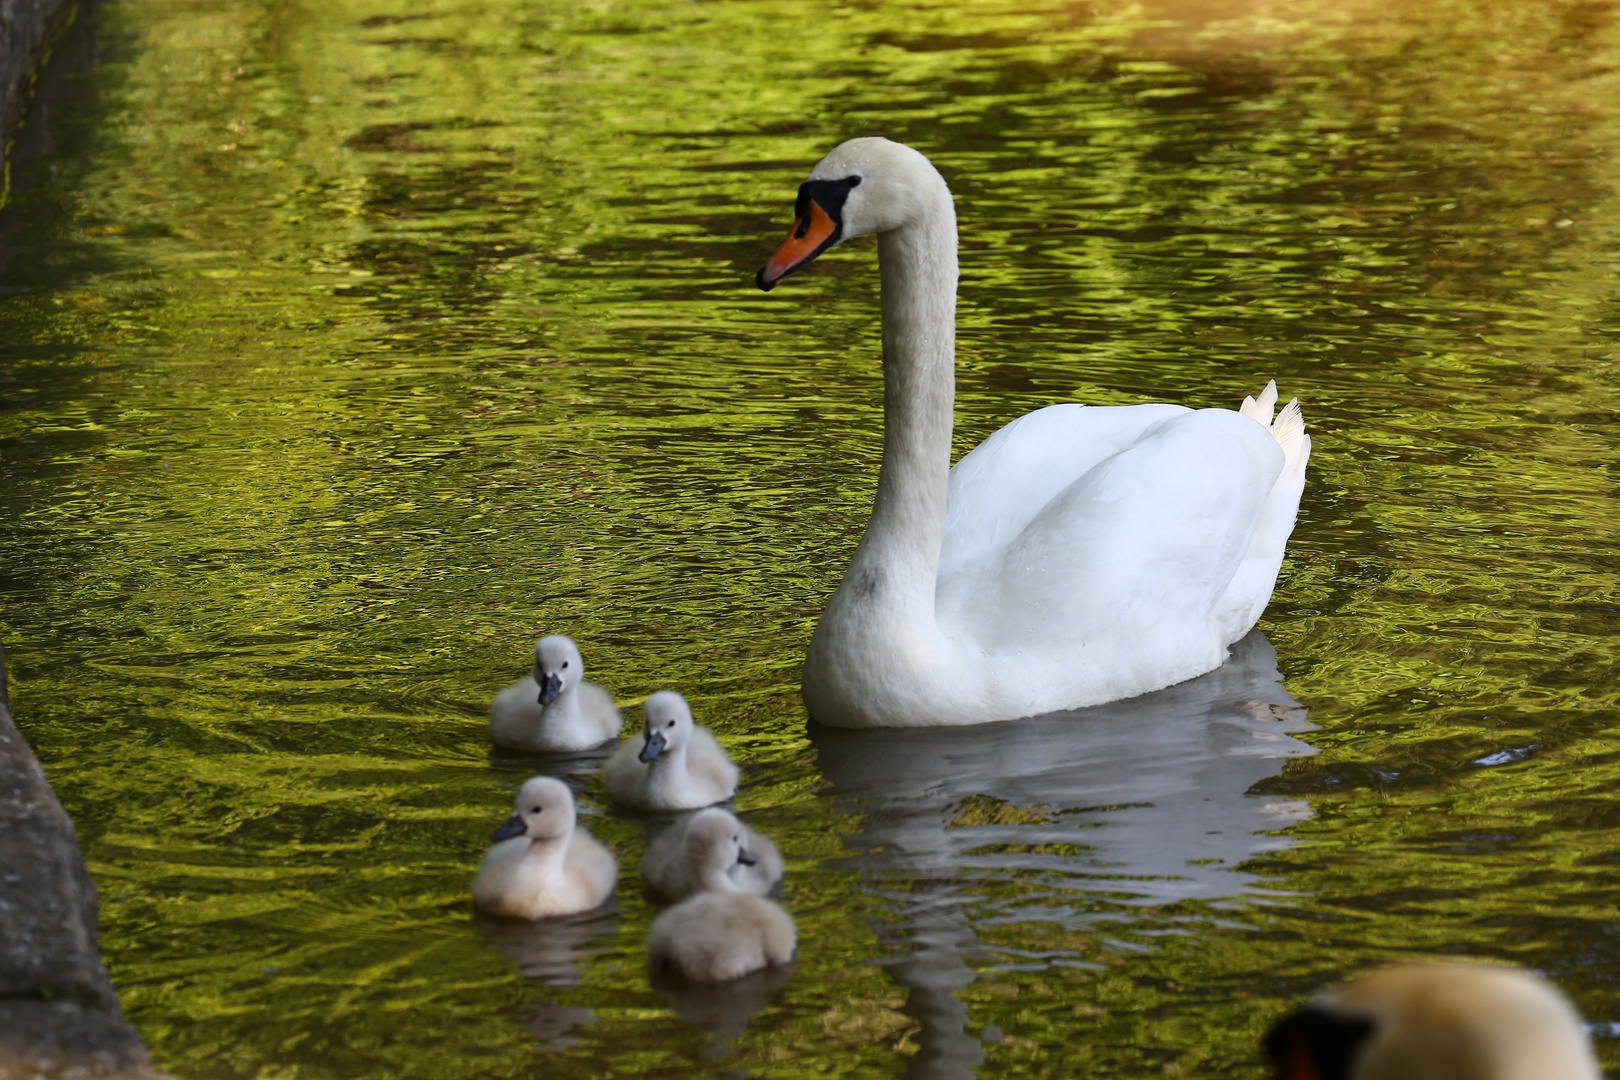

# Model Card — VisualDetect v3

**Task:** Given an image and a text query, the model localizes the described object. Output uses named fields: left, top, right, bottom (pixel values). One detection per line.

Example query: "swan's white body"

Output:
left=604, top=691, right=739, bottom=811
left=763, top=138, right=1310, bottom=728
left=489, top=635, right=621, bottom=752
left=645, top=810, right=796, bottom=982
left=472, top=776, right=617, bottom=919
left=1268, top=964, right=1601, bottom=1080
left=641, top=808, right=784, bottom=902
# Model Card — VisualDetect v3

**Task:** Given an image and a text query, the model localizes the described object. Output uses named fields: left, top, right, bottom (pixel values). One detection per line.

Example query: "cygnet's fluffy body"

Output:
left=645, top=809, right=795, bottom=982
left=472, top=776, right=617, bottom=920
left=1265, top=963, right=1601, bottom=1080
left=641, top=808, right=784, bottom=902
left=489, top=635, right=621, bottom=752
left=605, top=691, right=738, bottom=811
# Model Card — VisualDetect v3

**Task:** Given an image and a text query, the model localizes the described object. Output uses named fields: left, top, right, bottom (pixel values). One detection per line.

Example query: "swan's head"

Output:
left=683, top=807, right=755, bottom=890
left=491, top=775, right=576, bottom=843
left=532, top=634, right=583, bottom=706
left=1265, top=963, right=1599, bottom=1080
left=638, top=690, right=696, bottom=764
left=757, top=137, right=952, bottom=291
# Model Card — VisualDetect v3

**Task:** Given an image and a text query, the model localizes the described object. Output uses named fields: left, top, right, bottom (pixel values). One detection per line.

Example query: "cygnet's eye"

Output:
left=846, top=175, right=861, bottom=188
left=666, top=720, right=675, bottom=729
left=561, top=661, right=569, bottom=669
left=531, top=805, right=542, bottom=814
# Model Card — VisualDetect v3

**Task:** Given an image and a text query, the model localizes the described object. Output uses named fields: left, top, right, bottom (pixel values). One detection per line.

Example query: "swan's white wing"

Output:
left=939, top=407, right=1284, bottom=710
left=940, top=402, right=1189, bottom=582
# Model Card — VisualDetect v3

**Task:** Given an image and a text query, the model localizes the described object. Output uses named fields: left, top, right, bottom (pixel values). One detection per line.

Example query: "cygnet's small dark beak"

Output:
left=736, top=849, right=758, bottom=867
left=638, top=729, right=666, bottom=764
left=491, top=813, right=527, bottom=842
left=537, top=672, right=562, bottom=706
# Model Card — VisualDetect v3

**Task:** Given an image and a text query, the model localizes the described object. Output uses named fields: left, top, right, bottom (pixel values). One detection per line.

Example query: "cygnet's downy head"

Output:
left=491, top=775, right=576, bottom=843
left=532, top=634, right=584, bottom=706
left=638, top=690, right=695, bottom=764
left=683, top=808, right=756, bottom=890
left=757, top=136, right=951, bottom=291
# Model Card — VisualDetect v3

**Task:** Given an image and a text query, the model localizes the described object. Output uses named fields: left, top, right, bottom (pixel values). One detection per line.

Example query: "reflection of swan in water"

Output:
left=810, top=630, right=1316, bottom=1080
left=649, top=962, right=795, bottom=1045
left=477, top=905, right=618, bottom=1050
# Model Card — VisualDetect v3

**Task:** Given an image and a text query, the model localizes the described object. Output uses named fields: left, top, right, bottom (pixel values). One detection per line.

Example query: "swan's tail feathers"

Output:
left=1271, top=397, right=1311, bottom=475
left=1239, top=380, right=1280, bottom=427
left=1239, top=380, right=1311, bottom=475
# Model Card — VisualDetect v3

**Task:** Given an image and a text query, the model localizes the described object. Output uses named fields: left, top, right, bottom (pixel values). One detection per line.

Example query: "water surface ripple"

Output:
left=4, top=0, right=1620, bottom=1077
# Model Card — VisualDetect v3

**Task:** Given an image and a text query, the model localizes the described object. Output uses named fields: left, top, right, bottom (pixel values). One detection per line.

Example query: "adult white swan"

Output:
left=757, top=137, right=1311, bottom=728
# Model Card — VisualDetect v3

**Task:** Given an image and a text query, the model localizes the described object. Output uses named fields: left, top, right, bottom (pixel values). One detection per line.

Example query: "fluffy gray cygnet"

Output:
left=605, top=690, right=737, bottom=811
left=489, top=634, right=621, bottom=752
left=640, top=807, right=782, bottom=902
left=645, top=809, right=795, bottom=982
left=472, top=776, right=616, bottom=919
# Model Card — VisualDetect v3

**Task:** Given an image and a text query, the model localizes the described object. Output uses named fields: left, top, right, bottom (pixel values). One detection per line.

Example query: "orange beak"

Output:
left=757, top=199, right=840, bottom=291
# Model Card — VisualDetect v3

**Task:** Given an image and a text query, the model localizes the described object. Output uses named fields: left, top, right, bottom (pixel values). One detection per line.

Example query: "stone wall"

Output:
left=0, top=0, right=76, bottom=146
left=0, top=644, right=164, bottom=1077
left=1, top=3, right=166, bottom=1074
left=0, top=0, right=166, bottom=1073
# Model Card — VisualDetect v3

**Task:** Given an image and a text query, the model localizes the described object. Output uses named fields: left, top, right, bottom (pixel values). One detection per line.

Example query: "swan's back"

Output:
left=939, top=401, right=1187, bottom=582
left=575, top=682, right=623, bottom=741
left=647, top=891, right=796, bottom=983
left=686, top=726, right=740, bottom=797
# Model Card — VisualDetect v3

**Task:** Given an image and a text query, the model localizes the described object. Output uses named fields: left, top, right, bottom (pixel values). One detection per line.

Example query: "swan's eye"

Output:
left=666, top=720, right=675, bottom=729
left=561, top=661, right=569, bottom=669
left=531, top=805, right=542, bottom=814
left=846, top=175, right=861, bottom=188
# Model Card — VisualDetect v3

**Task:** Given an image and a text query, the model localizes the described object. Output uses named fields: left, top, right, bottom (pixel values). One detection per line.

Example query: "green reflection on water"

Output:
left=4, top=0, right=1620, bottom=1076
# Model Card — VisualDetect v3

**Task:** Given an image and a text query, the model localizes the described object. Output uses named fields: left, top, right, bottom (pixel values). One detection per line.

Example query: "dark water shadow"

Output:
left=810, top=630, right=1316, bottom=1080
left=477, top=903, right=619, bottom=1051
left=649, top=961, right=795, bottom=1048
left=485, top=743, right=615, bottom=791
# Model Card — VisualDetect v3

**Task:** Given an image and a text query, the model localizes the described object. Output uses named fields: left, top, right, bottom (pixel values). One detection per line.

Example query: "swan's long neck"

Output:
left=847, top=210, right=958, bottom=622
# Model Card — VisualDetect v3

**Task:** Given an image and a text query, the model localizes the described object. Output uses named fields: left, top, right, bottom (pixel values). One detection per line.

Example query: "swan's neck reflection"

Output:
left=883, top=883, right=986, bottom=1080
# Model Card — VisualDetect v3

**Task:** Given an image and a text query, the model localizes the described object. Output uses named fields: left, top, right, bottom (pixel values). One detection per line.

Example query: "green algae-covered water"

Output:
left=5, top=0, right=1620, bottom=1076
